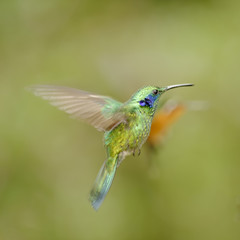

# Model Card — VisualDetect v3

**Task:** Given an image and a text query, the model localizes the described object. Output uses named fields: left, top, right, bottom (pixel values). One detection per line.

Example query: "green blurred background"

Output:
left=1, top=0, right=240, bottom=239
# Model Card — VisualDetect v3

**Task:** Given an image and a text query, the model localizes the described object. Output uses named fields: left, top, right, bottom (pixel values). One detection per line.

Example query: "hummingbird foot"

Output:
left=132, top=148, right=141, bottom=157
left=138, top=149, right=141, bottom=156
left=132, top=150, right=135, bottom=157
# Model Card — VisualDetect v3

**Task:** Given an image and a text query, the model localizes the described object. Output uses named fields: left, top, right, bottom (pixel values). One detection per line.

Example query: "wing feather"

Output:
left=27, top=85, right=125, bottom=131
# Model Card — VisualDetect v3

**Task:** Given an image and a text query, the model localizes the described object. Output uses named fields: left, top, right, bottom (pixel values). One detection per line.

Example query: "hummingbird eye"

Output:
left=152, top=89, right=159, bottom=95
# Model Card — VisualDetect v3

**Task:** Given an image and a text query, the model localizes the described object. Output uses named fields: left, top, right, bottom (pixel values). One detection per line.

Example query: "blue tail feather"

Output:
left=89, top=158, right=117, bottom=210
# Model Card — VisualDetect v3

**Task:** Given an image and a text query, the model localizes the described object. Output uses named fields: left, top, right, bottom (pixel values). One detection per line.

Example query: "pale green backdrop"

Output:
left=0, top=0, right=240, bottom=239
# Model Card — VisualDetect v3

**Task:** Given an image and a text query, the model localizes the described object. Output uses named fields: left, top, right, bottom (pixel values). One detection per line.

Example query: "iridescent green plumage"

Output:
left=28, top=83, right=193, bottom=210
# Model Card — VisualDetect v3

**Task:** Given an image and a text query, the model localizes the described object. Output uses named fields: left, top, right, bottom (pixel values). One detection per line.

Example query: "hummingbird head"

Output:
left=130, top=83, right=194, bottom=115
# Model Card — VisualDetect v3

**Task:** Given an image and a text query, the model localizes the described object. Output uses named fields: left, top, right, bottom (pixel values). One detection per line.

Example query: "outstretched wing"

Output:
left=27, top=85, right=125, bottom=131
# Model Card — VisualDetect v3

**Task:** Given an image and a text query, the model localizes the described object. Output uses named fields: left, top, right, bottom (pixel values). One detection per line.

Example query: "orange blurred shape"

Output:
left=147, top=103, right=186, bottom=146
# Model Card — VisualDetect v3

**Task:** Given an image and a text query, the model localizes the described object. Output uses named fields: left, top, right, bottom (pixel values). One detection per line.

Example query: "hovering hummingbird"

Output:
left=28, top=83, right=193, bottom=210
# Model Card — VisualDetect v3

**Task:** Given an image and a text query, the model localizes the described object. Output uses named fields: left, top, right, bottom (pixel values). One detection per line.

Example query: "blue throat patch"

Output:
left=139, top=94, right=158, bottom=108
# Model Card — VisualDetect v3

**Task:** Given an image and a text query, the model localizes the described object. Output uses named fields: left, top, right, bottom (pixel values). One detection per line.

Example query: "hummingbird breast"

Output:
left=104, top=110, right=152, bottom=159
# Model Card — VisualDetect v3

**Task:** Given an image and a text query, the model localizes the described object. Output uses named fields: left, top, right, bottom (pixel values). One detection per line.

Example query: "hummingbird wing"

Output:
left=89, top=156, right=118, bottom=210
left=27, top=85, right=125, bottom=131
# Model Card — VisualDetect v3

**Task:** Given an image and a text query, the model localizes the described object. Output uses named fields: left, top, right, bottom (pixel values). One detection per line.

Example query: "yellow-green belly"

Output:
left=104, top=117, right=151, bottom=158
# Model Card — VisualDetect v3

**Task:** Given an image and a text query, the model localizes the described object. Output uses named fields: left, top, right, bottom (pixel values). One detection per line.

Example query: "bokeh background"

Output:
left=1, top=0, right=240, bottom=239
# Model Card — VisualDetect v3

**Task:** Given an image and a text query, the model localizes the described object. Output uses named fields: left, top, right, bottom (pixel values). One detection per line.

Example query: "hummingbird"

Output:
left=28, top=83, right=193, bottom=210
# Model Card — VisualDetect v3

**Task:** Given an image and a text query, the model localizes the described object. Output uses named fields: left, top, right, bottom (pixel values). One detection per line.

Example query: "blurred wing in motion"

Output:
left=148, top=99, right=208, bottom=147
left=148, top=100, right=186, bottom=147
left=27, top=85, right=125, bottom=131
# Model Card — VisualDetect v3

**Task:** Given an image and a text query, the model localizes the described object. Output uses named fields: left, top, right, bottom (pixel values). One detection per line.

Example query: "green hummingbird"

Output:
left=28, top=83, right=193, bottom=210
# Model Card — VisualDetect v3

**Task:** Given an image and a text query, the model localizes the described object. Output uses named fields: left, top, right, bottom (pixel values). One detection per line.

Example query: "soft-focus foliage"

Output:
left=1, top=0, right=240, bottom=239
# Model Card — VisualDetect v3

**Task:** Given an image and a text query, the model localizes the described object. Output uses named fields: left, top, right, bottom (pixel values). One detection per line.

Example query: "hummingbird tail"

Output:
left=89, top=157, right=118, bottom=211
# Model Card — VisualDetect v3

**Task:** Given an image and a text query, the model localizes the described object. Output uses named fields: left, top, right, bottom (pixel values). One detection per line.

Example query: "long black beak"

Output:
left=163, top=83, right=194, bottom=92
